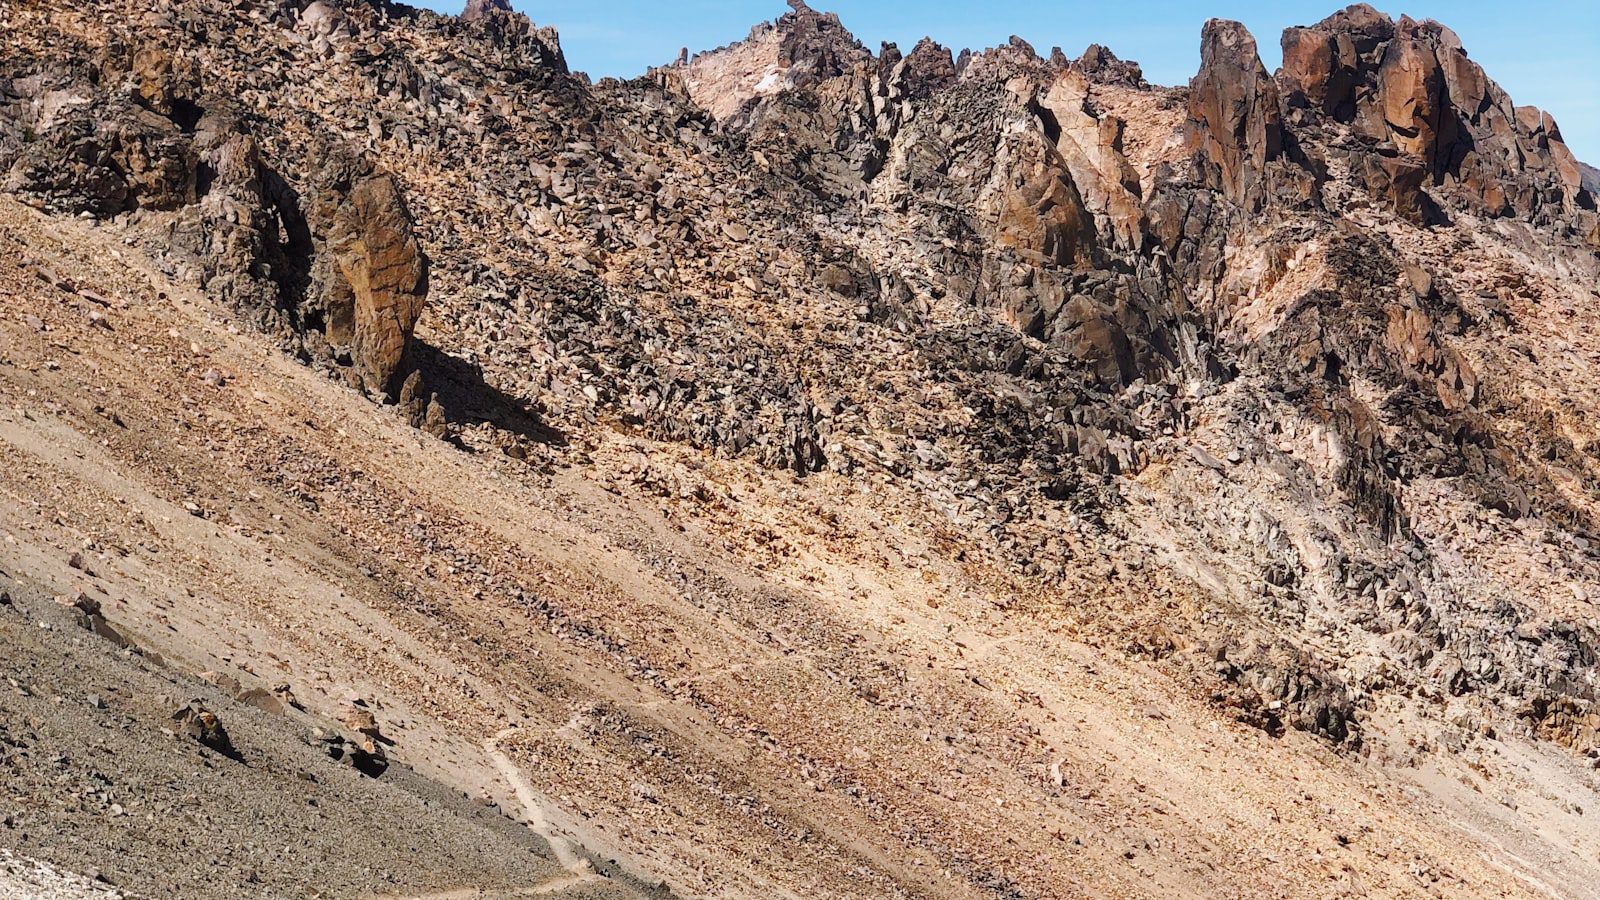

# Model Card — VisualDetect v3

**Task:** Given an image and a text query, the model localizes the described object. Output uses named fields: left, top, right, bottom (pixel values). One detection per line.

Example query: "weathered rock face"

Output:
left=310, top=154, right=428, bottom=397
left=455, top=0, right=566, bottom=70
left=1279, top=6, right=1596, bottom=227
left=675, top=0, right=870, bottom=120
left=0, top=40, right=430, bottom=403
left=1185, top=19, right=1285, bottom=212
left=3, top=93, right=197, bottom=216
left=1036, top=70, right=1145, bottom=252
left=460, top=0, right=511, bottom=22
left=4, top=0, right=1600, bottom=829
left=985, top=124, right=1096, bottom=269
left=1278, top=3, right=1394, bottom=121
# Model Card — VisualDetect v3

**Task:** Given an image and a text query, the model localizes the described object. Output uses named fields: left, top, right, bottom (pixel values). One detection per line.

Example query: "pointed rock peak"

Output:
left=453, top=0, right=565, bottom=71
left=907, top=36, right=954, bottom=66
left=1187, top=19, right=1286, bottom=210
left=1075, top=44, right=1144, bottom=87
left=882, top=36, right=957, bottom=98
left=1279, top=5, right=1393, bottom=118
left=1200, top=18, right=1262, bottom=60
left=461, top=0, right=513, bottom=21
left=1304, top=3, right=1395, bottom=37
left=774, top=0, right=869, bottom=63
left=958, top=35, right=1048, bottom=83
left=675, top=1, right=869, bottom=120
left=1395, top=14, right=1462, bottom=50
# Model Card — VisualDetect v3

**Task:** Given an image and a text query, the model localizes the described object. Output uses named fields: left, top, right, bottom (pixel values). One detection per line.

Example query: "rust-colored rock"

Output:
left=986, top=126, right=1096, bottom=268
left=1185, top=19, right=1284, bottom=211
left=129, top=44, right=200, bottom=120
left=1278, top=4, right=1393, bottom=120
left=313, top=156, right=428, bottom=398
left=1278, top=7, right=1594, bottom=222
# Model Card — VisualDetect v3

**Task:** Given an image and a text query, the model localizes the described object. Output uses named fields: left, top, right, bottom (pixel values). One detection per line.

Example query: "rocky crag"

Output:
left=2, top=0, right=1600, bottom=897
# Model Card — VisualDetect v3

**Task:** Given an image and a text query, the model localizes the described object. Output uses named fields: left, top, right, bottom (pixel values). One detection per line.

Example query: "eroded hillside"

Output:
left=1, top=0, right=1599, bottom=897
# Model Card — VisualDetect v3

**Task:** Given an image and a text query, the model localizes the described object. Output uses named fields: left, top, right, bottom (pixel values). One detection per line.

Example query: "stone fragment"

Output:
left=172, top=701, right=236, bottom=757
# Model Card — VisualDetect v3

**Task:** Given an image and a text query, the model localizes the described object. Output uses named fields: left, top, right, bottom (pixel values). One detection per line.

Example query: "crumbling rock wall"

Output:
left=1, top=36, right=429, bottom=401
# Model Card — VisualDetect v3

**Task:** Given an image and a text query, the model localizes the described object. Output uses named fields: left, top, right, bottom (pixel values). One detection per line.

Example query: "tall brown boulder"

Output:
left=311, top=155, right=428, bottom=399
left=1185, top=19, right=1284, bottom=212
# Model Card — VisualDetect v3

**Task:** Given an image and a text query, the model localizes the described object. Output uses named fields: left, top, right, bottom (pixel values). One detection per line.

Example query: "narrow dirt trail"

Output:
left=484, top=728, right=596, bottom=876
left=367, top=872, right=609, bottom=899
left=363, top=733, right=616, bottom=899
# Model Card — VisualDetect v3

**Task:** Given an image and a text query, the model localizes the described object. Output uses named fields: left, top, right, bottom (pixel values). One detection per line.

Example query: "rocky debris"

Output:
left=314, top=723, right=388, bottom=778
left=1, top=849, right=125, bottom=900
left=1, top=42, right=432, bottom=403
left=0, top=563, right=612, bottom=900
left=53, top=592, right=131, bottom=648
left=3, top=98, right=196, bottom=216
left=0, top=0, right=1596, bottom=836
left=1206, top=636, right=1360, bottom=745
left=197, top=671, right=299, bottom=716
left=342, top=702, right=383, bottom=744
left=171, top=700, right=236, bottom=758
left=234, top=687, right=289, bottom=716
left=2, top=1, right=1600, bottom=894
left=399, top=369, right=449, bottom=437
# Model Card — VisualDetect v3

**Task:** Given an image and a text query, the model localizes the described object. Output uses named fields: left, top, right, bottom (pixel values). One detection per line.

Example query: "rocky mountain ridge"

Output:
left=1, top=0, right=1599, bottom=896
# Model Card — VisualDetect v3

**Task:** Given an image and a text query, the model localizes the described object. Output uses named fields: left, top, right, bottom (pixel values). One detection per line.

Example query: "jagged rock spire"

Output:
left=1278, top=4, right=1594, bottom=222
left=461, top=0, right=513, bottom=22
left=1185, top=19, right=1285, bottom=212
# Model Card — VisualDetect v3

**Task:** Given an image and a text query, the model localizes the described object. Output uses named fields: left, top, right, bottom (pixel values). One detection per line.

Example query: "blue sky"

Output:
left=421, top=1, right=1599, bottom=163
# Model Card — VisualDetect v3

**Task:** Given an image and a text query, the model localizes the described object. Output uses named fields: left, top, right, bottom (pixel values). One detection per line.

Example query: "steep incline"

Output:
left=2, top=1, right=1599, bottom=897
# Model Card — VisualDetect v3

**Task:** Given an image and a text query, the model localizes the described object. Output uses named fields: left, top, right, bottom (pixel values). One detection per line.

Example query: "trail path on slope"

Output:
left=366, top=872, right=608, bottom=899
left=484, top=728, right=597, bottom=876
left=365, top=731, right=614, bottom=899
